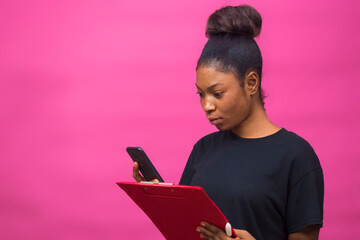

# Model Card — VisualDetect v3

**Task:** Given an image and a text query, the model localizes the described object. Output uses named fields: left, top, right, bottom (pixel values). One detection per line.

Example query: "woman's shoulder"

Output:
left=280, top=129, right=316, bottom=154
left=280, top=129, right=322, bottom=174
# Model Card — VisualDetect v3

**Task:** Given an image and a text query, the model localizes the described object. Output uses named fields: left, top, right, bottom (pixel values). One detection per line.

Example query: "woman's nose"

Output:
left=202, top=98, right=216, bottom=112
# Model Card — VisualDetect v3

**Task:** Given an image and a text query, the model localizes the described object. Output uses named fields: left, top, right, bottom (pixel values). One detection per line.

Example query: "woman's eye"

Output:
left=214, top=92, right=223, bottom=97
left=196, top=92, right=204, bottom=97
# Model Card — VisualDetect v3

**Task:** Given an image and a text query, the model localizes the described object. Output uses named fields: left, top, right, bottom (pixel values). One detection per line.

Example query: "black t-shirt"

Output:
left=179, top=129, right=324, bottom=240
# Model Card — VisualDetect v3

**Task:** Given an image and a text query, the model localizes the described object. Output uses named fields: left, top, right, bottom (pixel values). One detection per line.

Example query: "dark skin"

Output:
left=195, top=65, right=279, bottom=139
left=133, top=65, right=320, bottom=239
left=196, top=222, right=319, bottom=240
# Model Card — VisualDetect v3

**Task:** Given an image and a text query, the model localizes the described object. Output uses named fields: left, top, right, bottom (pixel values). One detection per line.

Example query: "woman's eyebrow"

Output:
left=195, top=83, right=224, bottom=90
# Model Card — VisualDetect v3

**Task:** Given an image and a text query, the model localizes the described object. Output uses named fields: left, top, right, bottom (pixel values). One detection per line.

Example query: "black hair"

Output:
left=197, top=5, right=265, bottom=106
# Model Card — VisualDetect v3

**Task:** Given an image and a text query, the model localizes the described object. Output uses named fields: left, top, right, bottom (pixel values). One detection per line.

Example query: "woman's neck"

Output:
left=231, top=102, right=281, bottom=138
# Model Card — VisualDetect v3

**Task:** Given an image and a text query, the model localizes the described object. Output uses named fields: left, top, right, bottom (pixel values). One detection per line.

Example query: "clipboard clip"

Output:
left=140, top=181, right=174, bottom=185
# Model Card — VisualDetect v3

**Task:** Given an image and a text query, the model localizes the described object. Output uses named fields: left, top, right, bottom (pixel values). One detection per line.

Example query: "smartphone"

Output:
left=127, top=147, right=164, bottom=182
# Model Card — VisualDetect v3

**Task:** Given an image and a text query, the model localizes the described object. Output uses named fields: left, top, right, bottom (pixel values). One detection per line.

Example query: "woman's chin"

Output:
left=214, top=123, right=229, bottom=131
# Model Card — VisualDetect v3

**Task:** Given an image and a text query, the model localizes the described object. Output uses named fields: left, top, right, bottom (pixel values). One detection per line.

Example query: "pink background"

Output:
left=1, top=0, right=359, bottom=239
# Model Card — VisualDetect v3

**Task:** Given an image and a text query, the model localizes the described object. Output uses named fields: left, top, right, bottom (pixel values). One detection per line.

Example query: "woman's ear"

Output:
left=244, top=71, right=259, bottom=96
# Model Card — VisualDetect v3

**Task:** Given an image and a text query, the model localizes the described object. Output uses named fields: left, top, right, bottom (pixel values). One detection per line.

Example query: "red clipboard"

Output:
left=117, top=182, right=237, bottom=240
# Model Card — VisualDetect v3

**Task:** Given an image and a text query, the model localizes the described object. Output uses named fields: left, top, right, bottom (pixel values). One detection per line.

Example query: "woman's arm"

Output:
left=288, top=225, right=320, bottom=240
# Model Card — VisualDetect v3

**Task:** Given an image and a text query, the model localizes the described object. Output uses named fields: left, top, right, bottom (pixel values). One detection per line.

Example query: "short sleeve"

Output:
left=179, top=144, right=198, bottom=185
left=286, top=167, right=324, bottom=233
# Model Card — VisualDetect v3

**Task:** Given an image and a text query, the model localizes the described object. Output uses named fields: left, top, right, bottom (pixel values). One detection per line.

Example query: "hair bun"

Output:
left=206, top=5, right=262, bottom=38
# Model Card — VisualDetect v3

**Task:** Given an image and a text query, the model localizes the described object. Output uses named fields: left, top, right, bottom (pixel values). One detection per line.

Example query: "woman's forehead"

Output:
left=196, top=66, right=238, bottom=84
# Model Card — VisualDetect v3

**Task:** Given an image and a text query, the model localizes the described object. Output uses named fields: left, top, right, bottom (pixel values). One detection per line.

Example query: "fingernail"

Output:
left=200, top=222, right=206, bottom=227
left=196, top=227, right=201, bottom=232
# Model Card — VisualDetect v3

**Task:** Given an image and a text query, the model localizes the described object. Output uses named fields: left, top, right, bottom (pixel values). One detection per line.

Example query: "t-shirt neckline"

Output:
left=228, top=128, right=287, bottom=143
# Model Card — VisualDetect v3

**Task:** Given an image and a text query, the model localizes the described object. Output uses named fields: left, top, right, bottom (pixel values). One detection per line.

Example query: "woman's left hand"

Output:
left=196, top=222, right=255, bottom=240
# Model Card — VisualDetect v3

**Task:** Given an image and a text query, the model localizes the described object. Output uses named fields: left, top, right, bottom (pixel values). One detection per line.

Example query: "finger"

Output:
left=235, top=230, right=248, bottom=238
left=199, top=222, right=228, bottom=240
left=202, top=222, right=227, bottom=236
left=151, top=179, right=160, bottom=182
left=132, top=162, right=145, bottom=182
left=197, top=227, right=222, bottom=240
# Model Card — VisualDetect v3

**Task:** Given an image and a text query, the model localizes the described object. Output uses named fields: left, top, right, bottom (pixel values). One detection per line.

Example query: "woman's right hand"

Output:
left=132, top=162, right=159, bottom=182
left=196, top=222, right=255, bottom=240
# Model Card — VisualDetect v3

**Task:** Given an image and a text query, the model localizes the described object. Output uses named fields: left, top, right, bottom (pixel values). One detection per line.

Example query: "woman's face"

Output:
left=196, top=65, right=253, bottom=132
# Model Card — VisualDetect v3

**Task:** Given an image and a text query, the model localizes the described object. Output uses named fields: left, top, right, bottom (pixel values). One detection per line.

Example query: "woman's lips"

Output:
left=208, top=117, right=223, bottom=125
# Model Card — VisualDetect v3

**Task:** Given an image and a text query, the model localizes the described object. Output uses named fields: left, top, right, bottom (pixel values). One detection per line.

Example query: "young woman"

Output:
left=133, top=5, right=324, bottom=240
